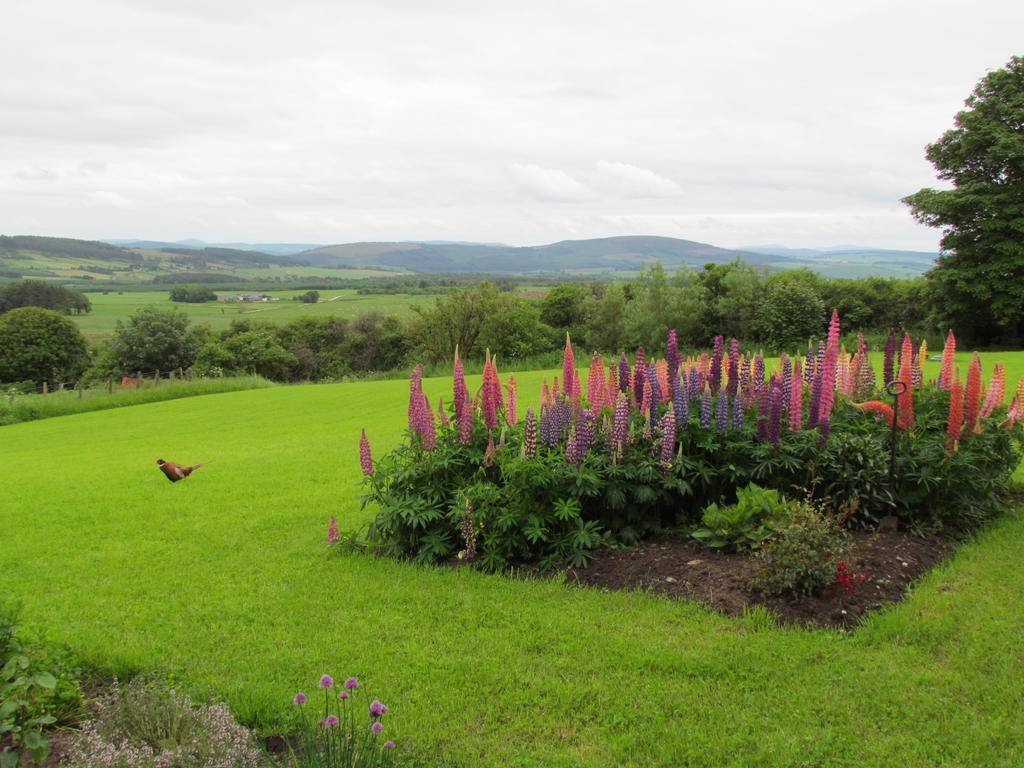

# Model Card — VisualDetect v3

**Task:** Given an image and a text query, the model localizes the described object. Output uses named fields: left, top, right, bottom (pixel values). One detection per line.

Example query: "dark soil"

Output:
left=569, top=530, right=953, bottom=629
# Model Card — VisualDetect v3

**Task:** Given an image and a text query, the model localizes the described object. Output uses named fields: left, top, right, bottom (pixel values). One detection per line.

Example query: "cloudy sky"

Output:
left=2, top=0, right=1020, bottom=250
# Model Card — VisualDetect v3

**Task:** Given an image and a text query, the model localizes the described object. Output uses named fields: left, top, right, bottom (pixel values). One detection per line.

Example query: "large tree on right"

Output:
left=903, top=55, right=1024, bottom=346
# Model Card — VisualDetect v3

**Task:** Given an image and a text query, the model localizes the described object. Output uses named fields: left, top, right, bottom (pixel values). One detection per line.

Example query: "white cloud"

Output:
left=595, top=161, right=681, bottom=198
left=510, top=164, right=594, bottom=203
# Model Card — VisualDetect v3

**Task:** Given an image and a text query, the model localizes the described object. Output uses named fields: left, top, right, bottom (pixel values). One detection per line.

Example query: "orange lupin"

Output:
left=855, top=401, right=895, bottom=427
left=946, top=372, right=964, bottom=451
left=939, top=330, right=956, bottom=390
left=964, top=352, right=982, bottom=435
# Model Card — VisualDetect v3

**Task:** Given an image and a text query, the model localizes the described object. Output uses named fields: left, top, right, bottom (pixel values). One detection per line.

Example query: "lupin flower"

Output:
left=618, top=352, right=631, bottom=394
left=359, top=428, right=374, bottom=476
left=1007, top=378, right=1024, bottom=426
left=964, top=352, right=982, bottom=434
left=506, top=376, right=519, bottom=426
left=327, top=516, right=340, bottom=544
left=587, top=354, right=604, bottom=409
left=566, top=426, right=581, bottom=466
left=946, top=373, right=964, bottom=451
left=641, top=378, right=653, bottom=418
left=980, top=363, right=1006, bottom=420
left=633, top=347, right=646, bottom=404
left=659, top=410, right=676, bottom=471
left=883, top=331, right=896, bottom=386
left=577, top=408, right=596, bottom=458
left=803, top=342, right=815, bottom=385
left=732, top=392, right=745, bottom=430
left=459, top=398, right=473, bottom=445
left=756, top=389, right=770, bottom=442
left=727, top=338, right=740, bottom=397
left=789, top=360, right=803, bottom=432
left=688, top=367, right=700, bottom=400
left=482, top=433, right=497, bottom=467
left=562, top=333, right=576, bottom=396
left=700, top=388, right=712, bottom=430
left=453, top=347, right=467, bottom=422
left=780, top=353, right=792, bottom=408
left=611, top=393, right=629, bottom=459
left=709, top=335, right=724, bottom=394
left=752, top=354, right=766, bottom=395
left=939, top=330, right=956, bottom=390
left=807, top=364, right=822, bottom=430
left=817, top=310, right=840, bottom=425
left=739, top=355, right=751, bottom=395
left=673, top=376, right=687, bottom=429
left=481, top=354, right=499, bottom=430
left=911, top=351, right=922, bottom=389
left=854, top=334, right=875, bottom=398
left=606, top=367, right=618, bottom=403
left=646, top=365, right=661, bottom=416
left=655, top=360, right=669, bottom=401
left=715, top=392, right=729, bottom=432
left=855, top=401, right=895, bottom=427
left=437, top=397, right=450, bottom=428
left=523, top=408, right=538, bottom=458
left=666, top=329, right=680, bottom=387
left=408, top=365, right=423, bottom=431
left=420, top=393, right=437, bottom=451
left=918, top=340, right=928, bottom=379
left=897, top=353, right=915, bottom=431
left=768, top=380, right=783, bottom=448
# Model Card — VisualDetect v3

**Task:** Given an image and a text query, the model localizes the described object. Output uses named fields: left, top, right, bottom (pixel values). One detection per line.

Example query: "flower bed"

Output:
left=359, top=313, right=1024, bottom=573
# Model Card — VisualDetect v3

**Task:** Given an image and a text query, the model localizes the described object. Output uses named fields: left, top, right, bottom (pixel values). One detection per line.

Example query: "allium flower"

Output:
left=715, top=392, right=728, bottom=432
left=359, top=428, right=374, bottom=476
left=523, top=408, right=538, bottom=458
left=344, top=677, right=360, bottom=690
left=339, top=691, right=350, bottom=700
left=964, top=352, right=982, bottom=434
left=727, top=338, right=740, bottom=397
left=732, top=392, right=745, bottom=430
left=319, top=675, right=334, bottom=689
left=369, top=700, right=388, bottom=718
left=618, top=352, right=631, bottom=394
left=789, top=360, right=803, bottom=432
left=562, top=333, right=576, bottom=396
left=883, top=331, right=896, bottom=386
left=294, top=692, right=307, bottom=706
left=611, top=393, right=629, bottom=459
left=327, top=516, right=340, bottom=544
left=384, top=741, right=396, bottom=749
left=946, top=373, right=964, bottom=451
left=323, top=715, right=339, bottom=729
left=700, top=388, right=712, bottom=430
left=709, top=335, right=724, bottom=394
left=371, top=722, right=383, bottom=735
left=506, top=376, right=519, bottom=426
left=939, top=330, right=956, bottom=390
left=659, top=410, right=676, bottom=471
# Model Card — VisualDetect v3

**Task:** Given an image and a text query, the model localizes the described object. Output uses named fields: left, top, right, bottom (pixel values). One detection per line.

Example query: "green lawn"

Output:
left=2, top=356, right=1024, bottom=766
left=72, top=290, right=440, bottom=341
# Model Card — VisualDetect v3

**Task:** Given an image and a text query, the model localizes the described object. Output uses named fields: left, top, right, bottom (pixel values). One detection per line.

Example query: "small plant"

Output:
left=749, top=504, right=850, bottom=598
left=289, top=674, right=396, bottom=767
left=834, top=562, right=867, bottom=595
left=691, top=484, right=789, bottom=552
left=1, top=601, right=83, bottom=768
left=64, top=680, right=267, bottom=768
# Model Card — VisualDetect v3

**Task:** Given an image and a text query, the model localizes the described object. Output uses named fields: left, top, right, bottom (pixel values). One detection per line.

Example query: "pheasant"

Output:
left=157, top=458, right=204, bottom=483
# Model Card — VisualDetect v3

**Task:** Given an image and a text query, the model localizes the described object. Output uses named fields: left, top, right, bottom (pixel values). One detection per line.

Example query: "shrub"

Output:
left=106, top=307, right=203, bottom=375
left=1, top=601, right=84, bottom=766
left=691, top=484, right=789, bottom=551
left=288, top=674, right=397, bottom=767
left=749, top=504, right=850, bottom=598
left=0, top=307, right=90, bottom=387
left=64, top=680, right=267, bottom=768
left=169, top=285, right=217, bottom=303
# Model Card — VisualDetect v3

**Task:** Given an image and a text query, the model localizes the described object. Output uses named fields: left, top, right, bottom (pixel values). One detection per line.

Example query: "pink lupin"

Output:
left=359, top=428, right=374, bottom=476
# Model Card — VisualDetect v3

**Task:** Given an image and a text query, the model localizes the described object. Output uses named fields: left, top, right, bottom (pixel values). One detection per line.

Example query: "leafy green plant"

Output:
left=1, top=601, right=83, bottom=768
left=749, top=504, right=850, bottom=598
left=691, top=483, right=790, bottom=551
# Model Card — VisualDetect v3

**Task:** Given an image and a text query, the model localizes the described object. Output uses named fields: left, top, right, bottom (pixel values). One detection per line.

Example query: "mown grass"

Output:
left=0, top=376, right=274, bottom=426
left=2, top=355, right=1024, bottom=766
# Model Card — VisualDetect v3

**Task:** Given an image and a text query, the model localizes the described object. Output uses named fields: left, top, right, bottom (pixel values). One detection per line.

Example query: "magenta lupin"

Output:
left=618, top=352, right=631, bottom=394
left=452, top=348, right=467, bottom=424
left=709, top=335, right=724, bottom=394
left=726, top=338, right=740, bottom=397
left=459, top=398, right=473, bottom=446
left=659, top=409, right=676, bottom=471
left=359, top=428, right=374, bottom=476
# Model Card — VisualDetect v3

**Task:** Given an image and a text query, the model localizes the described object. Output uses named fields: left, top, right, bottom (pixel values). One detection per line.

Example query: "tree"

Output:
left=903, top=55, right=1024, bottom=346
left=0, top=307, right=89, bottom=386
left=293, top=290, right=320, bottom=304
left=752, top=282, right=826, bottom=350
left=169, top=285, right=217, bottom=303
left=0, top=280, right=91, bottom=315
left=107, top=307, right=202, bottom=374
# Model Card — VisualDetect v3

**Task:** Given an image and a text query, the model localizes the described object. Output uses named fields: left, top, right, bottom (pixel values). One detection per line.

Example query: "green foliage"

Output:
left=691, top=484, right=790, bottom=551
left=753, top=282, right=825, bottom=349
left=106, top=307, right=204, bottom=375
left=749, top=504, right=850, bottom=598
left=168, top=285, right=217, bottom=303
left=0, top=308, right=89, bottom=387
left=293, top=290, right=320, bottom=303
left=0, top=280, right=91, bottom=315
left=904, top=55, right=1024, bottom=346
left=64, top=680, right=267, bottom=768
left=1, top=602, right=83, bottom=767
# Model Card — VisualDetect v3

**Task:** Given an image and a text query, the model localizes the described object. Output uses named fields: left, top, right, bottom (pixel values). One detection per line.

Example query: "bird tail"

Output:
left=184, top=463, right=206, bottom=475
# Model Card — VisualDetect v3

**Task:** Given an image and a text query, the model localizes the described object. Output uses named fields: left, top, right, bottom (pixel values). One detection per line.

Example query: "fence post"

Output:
left=187, top=367, right=194, bottom=382
left=42, top=381, right=48, bottom=398
left=78, top=382, right=84, bottom=400
left=107, top=378, right=113, bottom=394
left=153, top=369, right=160, bottom=386
left=179, top=367, right=184, bottom=380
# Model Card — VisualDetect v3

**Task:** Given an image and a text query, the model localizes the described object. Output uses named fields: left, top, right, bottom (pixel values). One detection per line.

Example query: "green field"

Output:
left=72, top=289, right=441, bottom=340
left=2, top=354, right=1023, bottom=766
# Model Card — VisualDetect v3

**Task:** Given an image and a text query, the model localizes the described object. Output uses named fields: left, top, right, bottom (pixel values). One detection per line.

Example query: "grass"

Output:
left=70, top=289, right=441, bottom=341
left=0, top=376, right=274, bottom=426
left=2, top=355, right=1024, bottom=766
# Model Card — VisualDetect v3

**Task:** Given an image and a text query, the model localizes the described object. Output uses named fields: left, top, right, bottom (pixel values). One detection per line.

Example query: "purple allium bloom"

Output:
left=727, top=338, right=740, bottom=397
left=700, top=389, right=712, bottom=430
left=716, top=392, right=729, bottom=432
left=709, top=335, right=724, bottom=394
left=344, top=677, right=360, bottom=690
left=732, top=393, right=745, bottom=430
left=384, top=741, right=396, bottom=750
left=371, top=722, right=384, bottom=735
left=369, top=700, right=388, bottom=718
left=524, top=408, right=538, bottom=458
left=323, top=715, right=339, bottom=729
left=319, top=675, right=334, bottom=689
left=659, top=410, right=675, bottom=472
left=611, top=393, right=629, bottom=459
left=618, top=352, right=631, bottom=394
left=293, top=692, right=307, bottom=706
left=339, top=691, right=350, bottom=700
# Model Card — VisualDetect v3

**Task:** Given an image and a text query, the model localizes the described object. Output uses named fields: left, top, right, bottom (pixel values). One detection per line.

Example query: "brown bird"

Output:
left=157, top=458, right=205, bottom=483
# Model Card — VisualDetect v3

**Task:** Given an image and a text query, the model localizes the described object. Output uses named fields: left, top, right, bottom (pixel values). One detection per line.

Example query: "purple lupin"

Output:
left=611, top=393, right=629, bottom=459
left=732, top=392, right=745, bottom=430
left=523, top=408, right=537, bottom=458
left=726, top=338, right=740, bottom=398
left=618, top=352, right=631, bottom=394
left=716, top=392, right=729, bottom=432
left=700, top=388, right=712, bottom=430
left=768, top=380, right=783, bottom=448
left=659, top=409, right=676, bottom=472
left=709, top=335, right=724, bottom=394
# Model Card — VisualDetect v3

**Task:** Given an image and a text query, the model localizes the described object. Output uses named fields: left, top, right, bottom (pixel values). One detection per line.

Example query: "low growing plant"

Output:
left=691, top=483, right=789, bottom=551
left=749, top=504, right=850, bottom=598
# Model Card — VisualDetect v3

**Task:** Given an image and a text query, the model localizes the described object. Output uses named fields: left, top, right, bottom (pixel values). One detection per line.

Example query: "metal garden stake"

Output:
left=886, top=379, right=907, bottom=493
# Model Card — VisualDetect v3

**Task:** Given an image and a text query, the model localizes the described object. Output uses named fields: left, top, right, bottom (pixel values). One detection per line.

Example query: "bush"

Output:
left=749, top=504, right=850, bottom=598
left=106, top=307, right=203, bottom=375
left=0, top=307, right=90, bottom=387
left=0, top=280, right=91, bottom=315
left=64, top=680, right=267, bottom=768
left=293, top=290, right=320, bottom=303
left=169, top=285, right=217, bottom=303
left=1, top=601, right=84, bottom=766
left=691, top=484, right=790, bottom=551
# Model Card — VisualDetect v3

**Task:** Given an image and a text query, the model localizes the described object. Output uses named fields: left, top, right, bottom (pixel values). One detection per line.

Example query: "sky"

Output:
left=2, top=0, right=1021, bottom=251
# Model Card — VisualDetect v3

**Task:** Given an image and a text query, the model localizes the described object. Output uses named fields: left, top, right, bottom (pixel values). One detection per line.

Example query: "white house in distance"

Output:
left=218, top=293, right=279, bottom=303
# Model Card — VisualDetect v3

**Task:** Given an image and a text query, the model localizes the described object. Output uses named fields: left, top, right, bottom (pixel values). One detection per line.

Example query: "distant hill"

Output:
left=298, top=236, right=780, bottom=273
left=742, top=246, right=938, bottom=278
left=105, top=239, right=323, bottom=256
